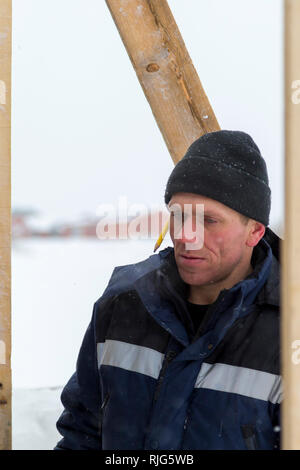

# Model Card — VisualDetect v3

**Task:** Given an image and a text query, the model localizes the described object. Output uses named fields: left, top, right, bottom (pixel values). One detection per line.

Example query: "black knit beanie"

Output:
left=164, top=130, right=271, bottom=226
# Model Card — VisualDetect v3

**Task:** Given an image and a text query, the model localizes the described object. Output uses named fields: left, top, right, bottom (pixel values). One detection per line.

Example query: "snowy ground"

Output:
left=11, top=237, right=169, bottom=449
left=12, top=386, right=63, bottom=450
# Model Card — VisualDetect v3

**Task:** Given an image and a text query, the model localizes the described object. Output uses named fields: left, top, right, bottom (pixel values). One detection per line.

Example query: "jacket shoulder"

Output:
left=97, top=246, right=172, bottom=301
left=92, top=246, right=173, bottom=342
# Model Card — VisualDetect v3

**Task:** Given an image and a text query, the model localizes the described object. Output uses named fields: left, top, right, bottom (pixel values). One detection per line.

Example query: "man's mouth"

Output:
left=181, top=254, right=204, bottom=259
left=180, top=254, right=206, bottom=264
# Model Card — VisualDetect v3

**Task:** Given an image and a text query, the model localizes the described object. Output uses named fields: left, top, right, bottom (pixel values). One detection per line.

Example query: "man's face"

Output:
left=168, top=192, right=258, bottom=288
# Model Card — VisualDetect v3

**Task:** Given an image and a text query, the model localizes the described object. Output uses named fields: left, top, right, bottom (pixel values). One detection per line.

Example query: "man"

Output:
left=55, top=130, right=281, bottom=450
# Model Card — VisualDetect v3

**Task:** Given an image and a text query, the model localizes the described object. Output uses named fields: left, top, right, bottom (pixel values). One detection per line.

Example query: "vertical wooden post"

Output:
left=282, top=0, right=300, bottom=450
left=105, top=0, right=220, bottom=164
left=0, top=0, right=12, bottom=450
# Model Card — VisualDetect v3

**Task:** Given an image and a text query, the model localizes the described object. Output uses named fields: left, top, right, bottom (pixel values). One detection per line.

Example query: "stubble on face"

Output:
left=168, top=193, right=254, bottom=302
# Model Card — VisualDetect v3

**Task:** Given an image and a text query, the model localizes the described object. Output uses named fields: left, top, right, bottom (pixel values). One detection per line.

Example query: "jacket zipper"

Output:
left=153, top=350, right=177, bottom=402
left=159, top=275, right=195, bottom=338
left=159, top=271, right=225, bottom=341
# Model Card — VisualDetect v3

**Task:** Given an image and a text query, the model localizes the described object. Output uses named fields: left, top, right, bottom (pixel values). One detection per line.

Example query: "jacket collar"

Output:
left=255, top=227, right=280, bottom=307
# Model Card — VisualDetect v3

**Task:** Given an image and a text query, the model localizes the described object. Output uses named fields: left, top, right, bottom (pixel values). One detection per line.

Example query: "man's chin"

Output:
left=177, top=267, right=213, bottom=286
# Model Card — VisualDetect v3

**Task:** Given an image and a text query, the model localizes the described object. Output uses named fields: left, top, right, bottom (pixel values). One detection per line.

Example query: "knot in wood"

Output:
left=146, top=63, right=160, bottom=73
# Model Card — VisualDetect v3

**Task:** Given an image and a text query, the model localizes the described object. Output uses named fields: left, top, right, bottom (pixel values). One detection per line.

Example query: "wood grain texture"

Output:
left=105, top=0, right=220, bottom=164
left=282, top=0, right=300, bottom=450
left=0, top=0, right=11, bottom=450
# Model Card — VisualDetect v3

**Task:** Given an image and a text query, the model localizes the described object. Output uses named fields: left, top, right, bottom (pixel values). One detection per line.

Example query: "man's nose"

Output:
left=174, top=219, right=204, bottom=249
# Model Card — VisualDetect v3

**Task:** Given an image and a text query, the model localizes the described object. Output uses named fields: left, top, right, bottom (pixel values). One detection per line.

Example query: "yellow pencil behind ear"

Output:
left=153, top=219, right=169, bottom=252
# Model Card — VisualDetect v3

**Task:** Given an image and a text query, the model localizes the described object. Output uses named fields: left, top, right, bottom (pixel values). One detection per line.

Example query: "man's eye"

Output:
left=205, top=218, right=217, bottom=224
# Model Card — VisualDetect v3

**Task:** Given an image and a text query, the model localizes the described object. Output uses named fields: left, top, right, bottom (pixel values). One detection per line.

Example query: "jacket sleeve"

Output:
left=54, top=303, right=102, bottom=450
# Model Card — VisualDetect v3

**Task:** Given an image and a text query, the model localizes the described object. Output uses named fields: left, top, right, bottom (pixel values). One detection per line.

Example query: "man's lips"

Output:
left=181, top=254, right=205, bottom=259
left=179, top=254, right=206, bottom=264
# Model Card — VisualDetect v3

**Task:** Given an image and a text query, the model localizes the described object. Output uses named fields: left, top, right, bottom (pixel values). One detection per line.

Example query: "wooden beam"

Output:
left=282, top=0, right=300, bottom=450
left=0, top=0, right=11, bottom=450
left=105, top=0, right=220, bottom=164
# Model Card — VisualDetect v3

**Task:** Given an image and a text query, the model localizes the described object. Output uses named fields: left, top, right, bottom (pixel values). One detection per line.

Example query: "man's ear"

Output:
left=246, top=221, right=265, bottom=248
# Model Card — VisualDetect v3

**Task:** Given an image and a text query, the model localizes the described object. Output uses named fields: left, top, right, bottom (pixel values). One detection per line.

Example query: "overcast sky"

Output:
left=11, top=0, right=284, bottom=230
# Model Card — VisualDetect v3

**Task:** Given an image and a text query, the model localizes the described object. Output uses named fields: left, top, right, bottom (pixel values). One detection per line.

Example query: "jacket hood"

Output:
left=256, top=227, right=280, bottom=307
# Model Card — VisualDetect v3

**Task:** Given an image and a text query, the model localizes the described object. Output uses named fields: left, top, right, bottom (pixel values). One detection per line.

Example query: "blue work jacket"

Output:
left=55, top=227, right=281, bottom=450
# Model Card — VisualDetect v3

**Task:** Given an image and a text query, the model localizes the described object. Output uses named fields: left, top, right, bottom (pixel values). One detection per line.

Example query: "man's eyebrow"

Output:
left=167, top=204, right=223, bottom=217
left=203, top=210, right=223, bottom=217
